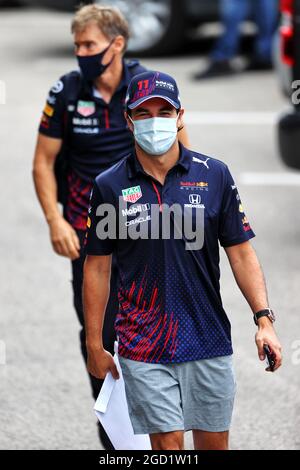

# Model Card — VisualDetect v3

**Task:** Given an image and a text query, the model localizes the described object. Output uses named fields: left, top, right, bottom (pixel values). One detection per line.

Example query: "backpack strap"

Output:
left=64, top=70, right=83, bottom=106
left=62, top=71, right=83, bottom=142
left=55, top=72, right=83, bottom=206
left=127, top=59, right=147, bottom=79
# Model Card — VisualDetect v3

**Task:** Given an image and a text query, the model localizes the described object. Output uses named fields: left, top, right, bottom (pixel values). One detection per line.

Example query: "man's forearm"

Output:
left=226, top=242, right=282, bottom=370
left=83, top=256, right=111, bottom=349
left=227, top=244, right=269, bottom=314
left=32, top=158, right=61, bottom=224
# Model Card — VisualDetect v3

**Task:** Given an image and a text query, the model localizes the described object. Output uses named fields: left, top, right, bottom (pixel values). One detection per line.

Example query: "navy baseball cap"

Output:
left=125, top=71, right=181, bottom=110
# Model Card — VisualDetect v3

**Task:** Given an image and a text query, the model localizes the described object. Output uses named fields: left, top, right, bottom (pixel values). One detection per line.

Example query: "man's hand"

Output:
left=87, top=346, right=120, bottom=380
left=49, top=216, right=80, bottom=260
left=255, top=318, right=282, bottom=372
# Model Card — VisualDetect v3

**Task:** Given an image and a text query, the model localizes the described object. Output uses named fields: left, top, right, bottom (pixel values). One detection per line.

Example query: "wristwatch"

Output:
left=253, top=308, right=276, bottom=326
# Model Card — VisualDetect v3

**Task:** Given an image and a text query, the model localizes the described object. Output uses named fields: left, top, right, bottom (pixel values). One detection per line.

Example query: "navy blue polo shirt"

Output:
left=85, top=144, right=255, bottom=364
left=38, top=60, right=146, bottom=229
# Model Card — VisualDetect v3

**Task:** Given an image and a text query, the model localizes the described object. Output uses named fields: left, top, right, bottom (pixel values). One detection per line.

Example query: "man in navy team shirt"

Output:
left=33, top=4, right=189, bottom=449
left=83, top=70, right=282, bottom=450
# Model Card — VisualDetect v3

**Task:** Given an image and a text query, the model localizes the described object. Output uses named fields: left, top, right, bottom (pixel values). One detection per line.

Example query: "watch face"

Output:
left=268, top=311, right=276, bottom=322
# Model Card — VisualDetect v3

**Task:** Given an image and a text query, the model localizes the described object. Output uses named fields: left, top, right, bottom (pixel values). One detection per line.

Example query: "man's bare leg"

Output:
left=193, top=430, right=229, bottom=450
left=150, top=431, right=184, bottom=450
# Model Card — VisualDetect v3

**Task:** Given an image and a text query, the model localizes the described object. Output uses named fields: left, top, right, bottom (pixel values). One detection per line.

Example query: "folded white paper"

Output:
left=94, top=342, right=151, bottom=450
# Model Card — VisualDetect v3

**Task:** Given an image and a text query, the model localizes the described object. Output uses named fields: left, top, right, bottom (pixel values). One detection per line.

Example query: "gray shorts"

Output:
left=119, top=355, right=236, bottom=435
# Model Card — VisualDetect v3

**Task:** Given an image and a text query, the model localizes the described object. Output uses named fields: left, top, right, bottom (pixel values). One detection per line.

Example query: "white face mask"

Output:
left=129, top=116, right=179, bottom=156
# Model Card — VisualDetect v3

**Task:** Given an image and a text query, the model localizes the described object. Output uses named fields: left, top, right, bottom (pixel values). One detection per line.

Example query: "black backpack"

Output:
left=55, top=61, right=145, bottom=207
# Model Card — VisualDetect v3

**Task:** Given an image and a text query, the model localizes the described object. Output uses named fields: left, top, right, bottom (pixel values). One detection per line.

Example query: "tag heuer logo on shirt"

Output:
left=77, top=100, right=95, bottom=117
left=122, top=185, right=142, bottom=203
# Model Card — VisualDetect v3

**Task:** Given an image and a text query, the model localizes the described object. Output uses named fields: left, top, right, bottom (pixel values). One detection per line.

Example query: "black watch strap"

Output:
left=253, top=308, right=275, bottom=325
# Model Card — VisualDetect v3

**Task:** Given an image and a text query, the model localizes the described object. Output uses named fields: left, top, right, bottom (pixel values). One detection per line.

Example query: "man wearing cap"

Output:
left=83, top=70, right=282, bottom=450
left=32, top=4, right=189, bottom=450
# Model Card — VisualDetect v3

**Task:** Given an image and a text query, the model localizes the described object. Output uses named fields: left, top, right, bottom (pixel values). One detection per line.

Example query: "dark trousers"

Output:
left=71, top=229, right=118, bottom=450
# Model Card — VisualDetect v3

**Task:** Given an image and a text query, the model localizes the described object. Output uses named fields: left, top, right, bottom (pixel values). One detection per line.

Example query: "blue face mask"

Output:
left=129, top=116, right=179, bottom=156
left=77, top=40, right=114, bottom=81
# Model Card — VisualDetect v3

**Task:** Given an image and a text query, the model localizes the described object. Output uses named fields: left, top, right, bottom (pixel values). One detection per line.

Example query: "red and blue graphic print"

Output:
left=116, top=266, right=179, bottom=363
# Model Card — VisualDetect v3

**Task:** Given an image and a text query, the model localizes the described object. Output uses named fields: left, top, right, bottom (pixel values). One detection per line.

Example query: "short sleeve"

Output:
left=218, top=166, right=255, bottom=247
left=84, top=183, right=117, bottom=255
left=38, top=77, right=66, bottom=139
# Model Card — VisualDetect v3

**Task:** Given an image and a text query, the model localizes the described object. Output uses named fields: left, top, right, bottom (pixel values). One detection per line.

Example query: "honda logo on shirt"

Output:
left=189, top=194, right=201, bottom=205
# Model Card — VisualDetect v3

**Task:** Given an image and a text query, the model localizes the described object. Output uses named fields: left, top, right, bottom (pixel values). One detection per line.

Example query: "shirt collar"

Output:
left=127, top=143, right=192, bottom=180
